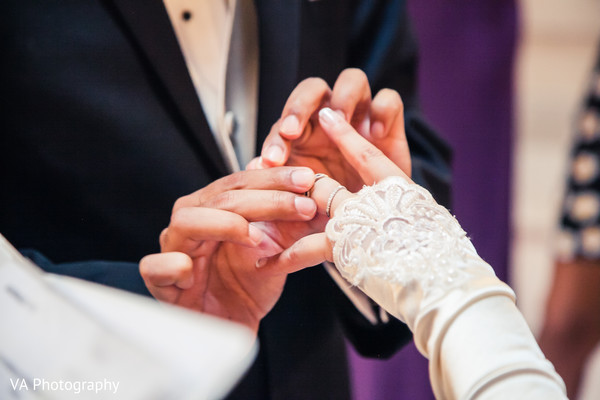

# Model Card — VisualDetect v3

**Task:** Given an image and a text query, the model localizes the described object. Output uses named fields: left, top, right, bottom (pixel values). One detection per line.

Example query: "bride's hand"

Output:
left=317, top=107, right=412, bottom=186
left=256, top=107, right=411, bottom=272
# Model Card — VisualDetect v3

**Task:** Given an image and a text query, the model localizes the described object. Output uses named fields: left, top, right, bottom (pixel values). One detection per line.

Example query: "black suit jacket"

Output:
left=1, top=1, right=451, bottom=398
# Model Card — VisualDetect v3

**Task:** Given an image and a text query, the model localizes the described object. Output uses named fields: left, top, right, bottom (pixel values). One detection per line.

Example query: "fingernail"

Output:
left=256, top=257, right=267, bottom=268
left=291, top=168, right=314, bottom=188
left=248, top=224, right=264, bottom=245
left=257, top=156, right=267, bottom=169
left=319, top=107, right=343, bottom=127
left=295, top=196, right=317, bottom=217
left=264, top=145, right=284, bottom=164
left=280, top=114, right=300, bottom=135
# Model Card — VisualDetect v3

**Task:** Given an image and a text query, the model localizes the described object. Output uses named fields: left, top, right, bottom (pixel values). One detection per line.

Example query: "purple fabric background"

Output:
left=349, top=1, right=519, bottom=398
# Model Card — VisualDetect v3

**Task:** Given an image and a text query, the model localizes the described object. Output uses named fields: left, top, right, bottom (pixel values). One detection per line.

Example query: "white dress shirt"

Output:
left=163, top=0, right=257, bottom=171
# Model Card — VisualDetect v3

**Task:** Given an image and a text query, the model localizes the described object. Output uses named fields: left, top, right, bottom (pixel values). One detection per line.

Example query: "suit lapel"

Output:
left=103, top=0, right=228, bottom=176
left=254, top=0, right=302, bottom=147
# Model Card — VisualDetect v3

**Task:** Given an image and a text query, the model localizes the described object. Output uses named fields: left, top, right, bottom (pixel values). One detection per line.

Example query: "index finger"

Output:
left=318, top=107, right=410, bottom=184
left=330, top=68, right=372, bottom=137
left=280, top=77, right=331, bottom=139
left=174, top=167, right=316, bottom=210
left=260, top=78, right=331, bottom=166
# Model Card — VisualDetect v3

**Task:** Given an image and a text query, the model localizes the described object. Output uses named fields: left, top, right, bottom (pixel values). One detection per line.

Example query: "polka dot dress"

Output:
left=558, top=46, right=600, bottom=261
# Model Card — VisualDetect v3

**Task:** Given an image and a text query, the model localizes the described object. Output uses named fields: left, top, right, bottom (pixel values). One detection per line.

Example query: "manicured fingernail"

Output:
left=248, top=224, right=264, bottom=245
left=257, top=156, right=268, bottom=169
left=264, top=145, right=284, bottom=164
left=295, top=196, right=317, bottom=217
left=256, top=257, right=267, bottom=268
left=371, top=121, right=385, bottom=139
left=291, top=168, right=314, bottom=188
left=280, top=114, right=300, bottom=135
left=319, top=107, right=343, bottom=127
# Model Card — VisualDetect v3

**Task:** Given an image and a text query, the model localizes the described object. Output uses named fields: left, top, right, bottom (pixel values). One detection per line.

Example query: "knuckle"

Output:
left=268, top=169, right=286, bottom=187
left=265, top=167, right=292, bottom=187
left=195, top=191, right=209, bottom=205
left=173, top=188, right=208, bottom=211
left=169, top=208, right=191, bottom=230
left=359, top=146, right=385, bottom=163
left=303, top=76, right=328, bottom=90
left=336, top=69, right=369, bottom=98
left=221, top=171, right=247, bottom=190
left=210, top=191, right=237, bottom=211
left=159, top=228, right=169, bottom=248
left=271, top=190, right=293, bottom=211
left=341, top=67, right=367, bottom=82
left=287, top=101, right=305, bottom=116
left=287, top=77, right=329, bottom=113
left=139, top=257, right=151, bottom=277
left=378, top=89, right=403, bottom=110
left=172, top=196, right=189, bottom=213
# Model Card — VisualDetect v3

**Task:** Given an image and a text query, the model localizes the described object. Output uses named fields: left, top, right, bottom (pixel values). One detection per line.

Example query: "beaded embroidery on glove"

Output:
left=326, top=176, right=478, bottom=293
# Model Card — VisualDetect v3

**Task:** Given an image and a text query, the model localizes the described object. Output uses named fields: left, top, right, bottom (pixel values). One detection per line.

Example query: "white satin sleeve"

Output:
left=325, top=176, right=566, bottom=399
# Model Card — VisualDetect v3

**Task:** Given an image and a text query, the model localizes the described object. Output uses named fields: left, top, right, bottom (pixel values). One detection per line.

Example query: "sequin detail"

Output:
left=326, top=176, right=478, bottom=296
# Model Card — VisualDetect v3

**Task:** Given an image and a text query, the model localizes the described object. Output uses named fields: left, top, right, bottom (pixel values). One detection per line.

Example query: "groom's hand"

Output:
left=252, top=68, right=411, bottom=192
left=140, top=167, right=322, bottom=333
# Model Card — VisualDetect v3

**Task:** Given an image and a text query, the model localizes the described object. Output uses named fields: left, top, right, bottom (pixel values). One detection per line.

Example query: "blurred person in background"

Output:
left=540, top=43, right=600, bottom=399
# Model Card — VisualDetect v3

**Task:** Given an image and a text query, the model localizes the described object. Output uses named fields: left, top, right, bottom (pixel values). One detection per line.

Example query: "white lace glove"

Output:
left=325, top=176, right=566, bottom=399
left=326, top=176, right=514, bottom=350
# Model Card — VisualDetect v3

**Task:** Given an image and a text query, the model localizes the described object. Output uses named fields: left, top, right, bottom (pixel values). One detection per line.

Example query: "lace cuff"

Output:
left=325, top=176, right=515, bottom=359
